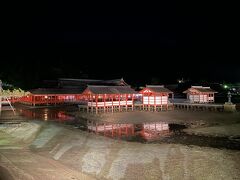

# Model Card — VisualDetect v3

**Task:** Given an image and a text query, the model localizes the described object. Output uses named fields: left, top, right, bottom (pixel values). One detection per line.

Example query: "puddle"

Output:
left=84, top=121, right=184, bottom=142
left=83, top=120, right=240, bottom=150
left=8, top=106, right=240, bottom=150
left=15, top=107, right=75, bottom=122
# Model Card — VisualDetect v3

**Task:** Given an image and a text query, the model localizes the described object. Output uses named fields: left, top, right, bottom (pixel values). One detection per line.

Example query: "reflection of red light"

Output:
left=57, top=111, right=71, bottom=121
left=58, top=111, right=65, bottom=118
left=19, top=108, right=73, bottom=121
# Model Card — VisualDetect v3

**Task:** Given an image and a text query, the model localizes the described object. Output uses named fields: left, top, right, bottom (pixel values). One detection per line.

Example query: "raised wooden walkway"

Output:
left=79, top=102, right=225, bottom=113
left=174, top=102, right=224, bottom=112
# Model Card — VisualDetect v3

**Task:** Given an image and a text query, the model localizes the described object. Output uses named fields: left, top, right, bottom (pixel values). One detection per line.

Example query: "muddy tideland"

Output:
left=0, top=108, right=240, bottom=179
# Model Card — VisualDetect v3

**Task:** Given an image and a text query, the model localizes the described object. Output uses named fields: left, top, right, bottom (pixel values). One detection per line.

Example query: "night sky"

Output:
left=2, top=1, right=239, bottom=89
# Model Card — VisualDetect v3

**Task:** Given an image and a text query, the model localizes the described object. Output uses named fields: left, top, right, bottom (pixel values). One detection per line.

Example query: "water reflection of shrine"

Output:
left=17, top=108, right=74, bottom=122
left=87, top=120, right=171, bottom=141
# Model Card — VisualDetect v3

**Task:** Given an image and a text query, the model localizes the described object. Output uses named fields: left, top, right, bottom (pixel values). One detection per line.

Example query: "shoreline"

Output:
left=1, top=120, right=240, bottom=179
left=70, top=110, right=240, bottom=137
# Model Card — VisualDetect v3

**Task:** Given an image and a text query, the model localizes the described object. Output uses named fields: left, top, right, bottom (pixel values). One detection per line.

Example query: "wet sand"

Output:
left=1, top=108, right=240, bottom=179
left=73, top=110, right=240, bottom=137
left=0, top=166, right=14, bottom=180
left=1, top=121, right=240, bottom=180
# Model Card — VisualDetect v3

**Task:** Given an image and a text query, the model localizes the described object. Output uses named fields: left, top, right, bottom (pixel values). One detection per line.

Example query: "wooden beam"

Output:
left=126, top=94, right=128, bottom=111
left=148, top=94, right=150, bottom=111
left=131, top=95, right=134, bottom=111
left=154, top=95, right=156, bottom=111
left=119, top=94, right=121, bottom=111
left=111, top=95, right=113, bottom=113
left=161, top=95, right=162, bottom=111
left=33, top=96, right=35, bottom=106
left=95, top=94, right=99, bottom=114
left=91, top=94, right=93, bottom=113
left=167, top=94, right=168, bottom=110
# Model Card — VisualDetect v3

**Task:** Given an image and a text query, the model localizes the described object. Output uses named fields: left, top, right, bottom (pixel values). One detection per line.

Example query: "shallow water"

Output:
left=1, top=106, right=240, bottom=150
left=80, top=121, right=240, bottom=150
left=16, top=106, right=75, bottom=122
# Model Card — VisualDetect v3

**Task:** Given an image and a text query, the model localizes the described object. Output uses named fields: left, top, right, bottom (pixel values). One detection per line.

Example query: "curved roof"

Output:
left=30, top=88, right=83, bottom=95
left=183, top=86, right=217, bottom=93
left=140, top=85, right=173, bottom=93
left=85, top=85, right=137, bottom=94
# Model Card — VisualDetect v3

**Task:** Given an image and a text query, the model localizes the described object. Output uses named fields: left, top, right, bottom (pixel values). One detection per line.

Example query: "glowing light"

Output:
left=224, top=85, right=228, bottom=89
left=44, top=113, right=48, bottom=120
left=44, top=96, right=48, bottom=99
left=44, top=108, right=48, bottom=120
left=143, top=89, right=151, bottom=93
left=178, top=78, right=184, bottom=83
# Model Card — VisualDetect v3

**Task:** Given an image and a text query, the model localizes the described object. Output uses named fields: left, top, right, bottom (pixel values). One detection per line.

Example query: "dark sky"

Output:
left=2, top=1, right=239, bottom=88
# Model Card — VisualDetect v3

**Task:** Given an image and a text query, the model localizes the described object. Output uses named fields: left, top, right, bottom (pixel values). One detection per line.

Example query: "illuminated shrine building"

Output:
left=139, top=85, right=173, bottom=111
left=18, top=78, right=129, bottom=106
left=82, top=85, right=137, bottom=113
left=183, top=86, right=217, bottom=103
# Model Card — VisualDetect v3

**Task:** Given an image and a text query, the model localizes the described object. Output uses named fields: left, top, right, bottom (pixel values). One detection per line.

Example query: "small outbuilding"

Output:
left=183, top=86, right=217, bottom=103
left=139, top=85, right=173, bottom=111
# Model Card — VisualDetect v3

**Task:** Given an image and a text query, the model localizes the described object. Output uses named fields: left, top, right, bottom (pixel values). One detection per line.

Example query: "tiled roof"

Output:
left=30, top=88, right=83, bottom=95
left=144, top=85, right=173, bottom=93
left=183, top=86, right=217, bottom=93
left=86, top=85, right=137, bottom=94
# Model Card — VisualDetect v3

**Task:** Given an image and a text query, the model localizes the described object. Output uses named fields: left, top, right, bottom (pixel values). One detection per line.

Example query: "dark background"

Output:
left=2, top=1, right=239, bottom=89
